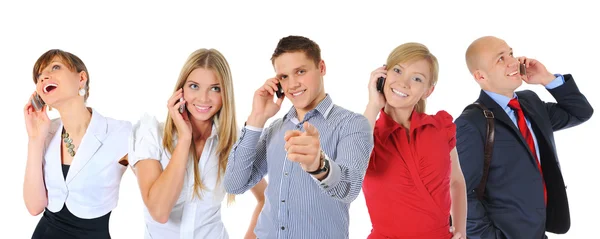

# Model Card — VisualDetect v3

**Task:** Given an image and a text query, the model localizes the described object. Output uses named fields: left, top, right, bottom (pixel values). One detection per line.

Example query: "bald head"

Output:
left=465, top=36, right=506, bottom=74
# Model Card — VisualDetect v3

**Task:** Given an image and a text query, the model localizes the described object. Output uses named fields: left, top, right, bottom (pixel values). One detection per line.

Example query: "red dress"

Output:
left=363, top=109, right=456, bottom=239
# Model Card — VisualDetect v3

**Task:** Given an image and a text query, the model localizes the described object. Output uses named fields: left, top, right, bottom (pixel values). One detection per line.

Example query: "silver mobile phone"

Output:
left=31, top=93, right=45, bottom=111
left=178, top=97, right=185, bottom=114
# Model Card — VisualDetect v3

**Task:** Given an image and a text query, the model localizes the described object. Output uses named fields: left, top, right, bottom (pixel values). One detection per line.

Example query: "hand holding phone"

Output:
left=169, top=88, right=192, bottom=139
left=24, top=92, right=51, bottom=142
left=248, top=78, right=285, bottom=128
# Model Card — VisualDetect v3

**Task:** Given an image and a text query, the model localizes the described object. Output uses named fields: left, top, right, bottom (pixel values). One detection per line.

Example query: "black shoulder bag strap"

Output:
left=464, top=102, right=496, bottom=201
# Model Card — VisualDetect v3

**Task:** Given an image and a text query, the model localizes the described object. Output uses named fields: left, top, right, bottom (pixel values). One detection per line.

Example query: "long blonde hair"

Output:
left=386, top=43, right=439, bottom=113
left=162, top=49, right=236, bottom=203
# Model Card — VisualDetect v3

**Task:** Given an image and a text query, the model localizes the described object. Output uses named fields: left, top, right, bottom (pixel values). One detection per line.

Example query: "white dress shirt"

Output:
left=129, top=114, right=229, bottom=239
left=43, top=108, right=131, bottom=219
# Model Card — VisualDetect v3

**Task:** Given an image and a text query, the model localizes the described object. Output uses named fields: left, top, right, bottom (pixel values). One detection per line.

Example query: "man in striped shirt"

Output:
left=224, top=35, right=374, bottom=239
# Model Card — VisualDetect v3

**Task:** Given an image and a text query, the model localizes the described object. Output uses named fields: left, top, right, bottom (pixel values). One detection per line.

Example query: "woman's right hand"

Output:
left=24, top=92, right=50, bottom=144
left=168, top=88, right=192, bottom=140
left=368, top=65, right=387, bottom=110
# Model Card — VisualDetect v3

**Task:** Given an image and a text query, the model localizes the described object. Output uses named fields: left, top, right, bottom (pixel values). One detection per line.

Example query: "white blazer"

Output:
left=43, top=108, right=132, bottom=219
left=129, top=114, right=228, bottom=239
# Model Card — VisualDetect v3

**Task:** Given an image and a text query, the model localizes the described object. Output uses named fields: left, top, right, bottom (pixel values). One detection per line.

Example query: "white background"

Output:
left=1, top=0, right=598, bottom=238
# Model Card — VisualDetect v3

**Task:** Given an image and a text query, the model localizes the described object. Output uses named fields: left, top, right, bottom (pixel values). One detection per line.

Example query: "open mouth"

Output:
left=43, top=84, right=58, bottom=93
left=391, top=88, right=408, bottom=97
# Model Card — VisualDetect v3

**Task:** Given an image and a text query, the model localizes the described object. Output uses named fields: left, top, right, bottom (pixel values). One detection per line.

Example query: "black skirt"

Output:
left=31, top=206, right=112, bottom=239
left=31, top=164, right=112, bottom=239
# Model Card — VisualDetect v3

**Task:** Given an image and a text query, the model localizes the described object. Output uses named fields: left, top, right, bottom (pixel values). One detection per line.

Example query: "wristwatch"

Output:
left=307, top=150, right=329, bottom=175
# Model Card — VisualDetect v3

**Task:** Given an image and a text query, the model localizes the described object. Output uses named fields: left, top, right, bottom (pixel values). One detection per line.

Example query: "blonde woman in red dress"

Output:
left=362, top=42, right=467, bottom=239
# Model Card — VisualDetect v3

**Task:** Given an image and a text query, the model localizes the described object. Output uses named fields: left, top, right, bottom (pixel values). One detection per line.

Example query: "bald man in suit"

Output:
left=455, top=36, right=593, bottom=239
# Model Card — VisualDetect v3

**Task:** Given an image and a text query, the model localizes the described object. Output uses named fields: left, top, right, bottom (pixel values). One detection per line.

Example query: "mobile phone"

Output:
left=31, top=93, right=45, bottom=111
left=178, top=97, right=185, bottom=113
left=376, top=77, right=385, bottom=93
left=275, top=82, right=284, bottom=98
left=519, top=63, right=527, bottom=76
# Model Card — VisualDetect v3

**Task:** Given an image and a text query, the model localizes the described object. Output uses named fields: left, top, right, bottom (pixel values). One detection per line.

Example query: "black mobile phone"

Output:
left=275, top=82, right=284, bottom=98
left=519, top=63, right=527, bottom=76
left=376, top=77, right=385, bottom=93
left=31, top=93, right=45, bottom=111
left=178, top=97, right=185, bottom=114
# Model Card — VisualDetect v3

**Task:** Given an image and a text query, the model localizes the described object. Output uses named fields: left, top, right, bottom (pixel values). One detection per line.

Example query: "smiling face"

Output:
left=273, top=51, right=326, bottom=112
left=383, top=59, right=434, bottom=110
left=182, top=68, right=223, bottom=122
left=468, top=37, right=523, bottom=96
left=32, top=50, right=89, bottom=108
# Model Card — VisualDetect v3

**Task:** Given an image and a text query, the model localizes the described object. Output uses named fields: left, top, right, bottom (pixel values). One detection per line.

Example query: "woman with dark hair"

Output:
left=24, top=49, right=131, bottom=239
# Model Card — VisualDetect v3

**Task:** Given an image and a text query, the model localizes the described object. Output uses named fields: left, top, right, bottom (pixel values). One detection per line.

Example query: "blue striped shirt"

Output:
left=224, top=94, right=374, bottom=239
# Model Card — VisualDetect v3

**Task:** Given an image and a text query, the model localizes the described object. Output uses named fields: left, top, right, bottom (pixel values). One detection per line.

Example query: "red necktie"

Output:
left=508, top=98, right=547, bottom=205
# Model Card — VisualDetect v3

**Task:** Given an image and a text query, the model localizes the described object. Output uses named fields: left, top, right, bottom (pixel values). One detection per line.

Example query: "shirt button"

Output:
left=281, top=226, right=285, bottom=230
left=284, top=172, right=289, bottom=176
left=323, top=185, right=329, bottom=189
left=281, top=200, right=285, bottom=203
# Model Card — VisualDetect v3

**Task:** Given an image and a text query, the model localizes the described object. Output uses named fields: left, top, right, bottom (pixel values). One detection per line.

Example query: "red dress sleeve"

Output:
left=434, top=110, right=456, bottom=151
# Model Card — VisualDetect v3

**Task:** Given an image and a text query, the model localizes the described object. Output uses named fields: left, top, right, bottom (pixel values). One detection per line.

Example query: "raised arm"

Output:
left=223, top=123, right=270, bottom=194
left=132, top=136, right=190, bottom=224
left=129, top=90, right=195, bottom=224
left=363, top=65, right=388, bottom=129
left=288, top=115, right=374, bottom=203
left=224, top=77, right=283, bottom=194
left=23, top=97, right=50, bottom=216
left=542, top=74, right=594, bottom=131
left=515, top=57, right=593, bottom=130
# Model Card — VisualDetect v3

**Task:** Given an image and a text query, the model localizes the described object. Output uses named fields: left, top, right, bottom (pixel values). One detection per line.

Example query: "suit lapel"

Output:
left=66, top=108, right=108, bottom=184
left=478, top=91, right=530, bottom=149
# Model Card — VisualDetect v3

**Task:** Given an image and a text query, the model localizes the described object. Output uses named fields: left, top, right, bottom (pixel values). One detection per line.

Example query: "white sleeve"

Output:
left=128, top=114, right=164, bottom=168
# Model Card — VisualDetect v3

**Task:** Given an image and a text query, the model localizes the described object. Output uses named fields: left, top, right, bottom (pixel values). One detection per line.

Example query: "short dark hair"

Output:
left=271, top=35, right=321, bottom=66
left=33, top=49, right=90, bottom=100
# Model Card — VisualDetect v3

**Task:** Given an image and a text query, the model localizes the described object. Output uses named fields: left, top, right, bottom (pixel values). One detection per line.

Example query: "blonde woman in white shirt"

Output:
left=129, top=48, right=267, bottom=239
left=23, top=49, right=131, bottom=239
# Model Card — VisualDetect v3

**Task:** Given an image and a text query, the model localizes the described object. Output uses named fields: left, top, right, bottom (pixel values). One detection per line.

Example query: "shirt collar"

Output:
left=209, top=117, right=219, bottom=140
left=283, top=93, right=334, bottom=122
left=375, top=107, right=439, bottom=142
left=483, top=90, right=518, bottom=112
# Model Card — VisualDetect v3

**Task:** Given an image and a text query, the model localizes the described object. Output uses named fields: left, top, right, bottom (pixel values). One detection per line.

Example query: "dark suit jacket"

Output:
left=455, top=74, right=593, bottom=239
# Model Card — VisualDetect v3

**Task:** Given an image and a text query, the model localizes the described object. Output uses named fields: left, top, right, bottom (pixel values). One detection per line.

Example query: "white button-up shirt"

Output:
left=129, top=114, right=228, bottom=239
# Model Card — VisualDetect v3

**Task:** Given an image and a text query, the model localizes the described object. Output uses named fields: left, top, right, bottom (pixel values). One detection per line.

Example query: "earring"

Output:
left=78, top=87, right=86, bottom=96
